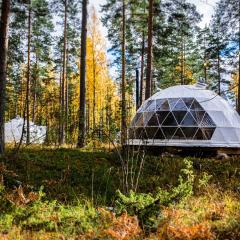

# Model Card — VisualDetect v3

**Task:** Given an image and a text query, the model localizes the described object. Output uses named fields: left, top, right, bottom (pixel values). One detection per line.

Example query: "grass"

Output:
left=2, top=147, right=120, bottom=205
left=1, top=146, right=240, bottom=239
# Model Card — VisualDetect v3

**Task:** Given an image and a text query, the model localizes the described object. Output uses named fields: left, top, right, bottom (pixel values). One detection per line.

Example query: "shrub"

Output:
left=115, top=158, right=197, bottom=233
left=115, top=190, right=162, bottom=232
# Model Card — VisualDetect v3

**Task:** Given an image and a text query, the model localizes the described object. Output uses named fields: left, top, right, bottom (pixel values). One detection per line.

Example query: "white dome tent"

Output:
left=128, top=83, right=240, bottom=152
left=4, top=116, right=46, bottom=144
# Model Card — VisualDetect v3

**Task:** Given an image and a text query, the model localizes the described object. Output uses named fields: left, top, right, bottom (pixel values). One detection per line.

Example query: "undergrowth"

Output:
left=1, top=147, right=240, bottom=239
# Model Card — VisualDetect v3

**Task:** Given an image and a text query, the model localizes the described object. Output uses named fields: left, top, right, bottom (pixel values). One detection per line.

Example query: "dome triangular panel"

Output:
left=154, top=128, right=165, bottom=139
left=168, top=98, right=179, bottom=110
left=172, top=111, right=187, bottom=124
left=181, top=112, right=198, bottom=126
left=145, top=127, right=159, bottom=139
left=162, top=112, right=178, bottom=126
left=156, top=111, right=169, bottom=124
left=173, top=99, right=188, bottom=111
left=162, top=127, right=177, bottom=139
left=172, top=128, right=186, bottom=140
left=148, top=113, right=159, bottom=126
left=161, top=100, right=170, bottom=111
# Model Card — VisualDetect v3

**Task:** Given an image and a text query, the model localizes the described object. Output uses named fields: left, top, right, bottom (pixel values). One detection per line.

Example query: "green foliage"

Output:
left=14, top=199, right=98, bottom=235
left=101, top=0, right=202, bottom=89
left=115, top=190, right=155, bottom=215
left=0, top=184, right=14, bottom=231
left=170, top=158, right=195, bottom=201
left=152, top=157, right=195, bottom=207
left=198, top=172, right=212, bottom=188
left=115, top=189, right=162, bottom=232
left=0, top=183, right=13, bottom=213
left=0, top=186, right=98, bottom=235
left=115, top=158, right=196, bottom=231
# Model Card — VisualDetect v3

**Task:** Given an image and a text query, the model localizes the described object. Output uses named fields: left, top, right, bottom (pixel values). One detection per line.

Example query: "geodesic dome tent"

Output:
left=128, top=83, right=240, bottom=148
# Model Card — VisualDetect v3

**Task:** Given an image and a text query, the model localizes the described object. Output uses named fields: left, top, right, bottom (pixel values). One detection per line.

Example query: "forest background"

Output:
left=0, top=0, right=239, bottom=149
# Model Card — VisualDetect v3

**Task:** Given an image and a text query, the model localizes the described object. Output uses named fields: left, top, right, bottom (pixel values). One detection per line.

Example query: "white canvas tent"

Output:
left=4, top=116, right=46, bottom=144
left=129, top=83, right=240, bottom=148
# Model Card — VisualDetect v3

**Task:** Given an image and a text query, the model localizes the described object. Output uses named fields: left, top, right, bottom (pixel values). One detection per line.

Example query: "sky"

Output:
left=188, top=0, right=219, bottom=28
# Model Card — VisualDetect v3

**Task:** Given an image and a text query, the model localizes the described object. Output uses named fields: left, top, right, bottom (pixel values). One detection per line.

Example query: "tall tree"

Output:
left=0, top=0, right=11, bottom=154
left=194, top=26, right=211, bottom=83
left=26, top=0, right=31, bottom=144
left=51, top=0, right=81, bottom=144
left=140, top=30, right=146, bottom=105
left=121, top=0, right=127, bottom=145
left=101, top=0, right=144, bottom=142
left=145, top=0, right=153, bottom=99
left=59, top=0, right=68, bottom=145
left=7, top=1, right=27, bottom=120
left=88, top=7, right=99, bottom=130
left=214, top=0, right=240, bottom=110
left=31, top=0, right=54, bottom=123
left=77, top=0, right=88, bottom=148
left=208, top=1, right=229, bottom=96
left=153, top=0, right=201, bottom=89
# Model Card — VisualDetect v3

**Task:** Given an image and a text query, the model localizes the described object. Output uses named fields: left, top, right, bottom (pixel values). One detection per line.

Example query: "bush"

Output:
left=115, top=190, right=162, bottom=232
left=115, top=158, right=197, bottom=232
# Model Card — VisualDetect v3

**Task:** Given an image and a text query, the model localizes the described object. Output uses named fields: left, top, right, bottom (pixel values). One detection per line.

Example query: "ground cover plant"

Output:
left=0, top=146, right=240, bottom=239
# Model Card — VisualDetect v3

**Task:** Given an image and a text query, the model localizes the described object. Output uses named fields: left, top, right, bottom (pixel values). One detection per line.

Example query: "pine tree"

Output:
left=213, top=0, right=239, bottom=109
left=195, top=26, right=211, bottom=82
left=7, top=2, right=27, bottom=119
left=0, top=0, right=11, bottom=154
left=153, top=0, right=201, bottom=88
left=31, top=0, right=54, bottom=123
left=77, top=0, right=88, bottom=148
left=208, top=1, right=229, bottom=96
left=101, top=0, right=144, bottom=143
left=51, top=0, right=81, bottom=145
left=26, top=0, right=31, bottom=144
left=145, top=0, right=153, bottom=99
left=121, top=0, right=127, bottom=145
